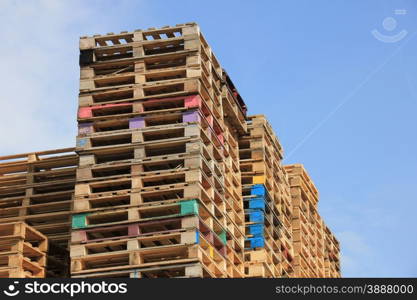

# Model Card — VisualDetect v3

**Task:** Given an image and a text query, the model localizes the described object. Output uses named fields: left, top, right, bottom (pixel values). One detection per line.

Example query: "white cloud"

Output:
left=337, top=230, right=374, bottom=276
left=0, top=0, right=152, bottom=155
left=0, top=1, right=85, bottom=154
left=340, top=254, right=356, bottom=276
left=338, top=230, right=371, bottom=255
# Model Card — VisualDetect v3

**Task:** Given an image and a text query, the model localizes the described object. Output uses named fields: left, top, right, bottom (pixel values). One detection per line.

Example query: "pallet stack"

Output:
left=71, top=23, right=247, bottom=278
left=0, top=22, right=341, bottom=279
left=239, top=115, right=294, bottom=277
left=324, top=224, right=341, bottom=277
left=0, top=222, right=48, bottom=278
left=0, top=148, right=77, bottom=277
left=284, top=164, right=340, bottom=278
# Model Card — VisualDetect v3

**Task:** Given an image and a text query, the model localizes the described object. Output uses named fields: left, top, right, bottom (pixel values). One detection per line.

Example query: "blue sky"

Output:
left=1, top=0, right=416, bottom=277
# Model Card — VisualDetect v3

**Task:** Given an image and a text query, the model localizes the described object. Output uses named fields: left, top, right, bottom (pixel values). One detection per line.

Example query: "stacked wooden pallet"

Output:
left=71, top=23, right=247, bottom=278
left=324, top=224, right=341, bottom=277
left=284, top=164, right=340, bottom=278
left=0, top=22, right=341, bottom=279
left=0, top=222, right=48, bottom=278
left=0, top=148, right=77, bottom=277
left=239, top=115, right=294, bottom=277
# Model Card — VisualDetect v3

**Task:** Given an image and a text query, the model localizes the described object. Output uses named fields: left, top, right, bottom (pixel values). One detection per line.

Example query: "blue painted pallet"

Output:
left=245, top=209, right=264, bottom=223
left=248, top=223, right=264, bottom=236
left=246, top=236, right=265, bottom=249
left=243, top=185, right=270, bottom=249
left=250, top=184, right=267, bottom=197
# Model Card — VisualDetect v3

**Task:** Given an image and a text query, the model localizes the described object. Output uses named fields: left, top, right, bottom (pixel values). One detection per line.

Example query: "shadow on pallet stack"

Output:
left=239, top=115, right=294, bottom=277
left=0, top=149, right=77, bottom=277
left=71, top=23, right=248, bottom=278
left=0, top=222, right=48, bottom=278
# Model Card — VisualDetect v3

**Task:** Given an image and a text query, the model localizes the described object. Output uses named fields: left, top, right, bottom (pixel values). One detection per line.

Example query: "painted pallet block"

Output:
left=72, top=199, right=199, bottom=229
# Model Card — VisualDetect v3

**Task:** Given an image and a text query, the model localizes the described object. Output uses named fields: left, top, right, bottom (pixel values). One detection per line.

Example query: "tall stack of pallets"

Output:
left=0, top=222, right=48, bottom=278
left=0, top=148, right=77, bottom=277
left=0, top=22, right=342, bottom=279
left=71, top=23, right=247, bottom=278
left=238, top=115, right=294, bottom=277
left=284, top=164, right=340, bottom=278
left=324, top=224, right=341, bottom=277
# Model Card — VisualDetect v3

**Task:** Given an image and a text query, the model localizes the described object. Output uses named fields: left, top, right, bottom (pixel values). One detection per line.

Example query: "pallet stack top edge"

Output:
left=0, top=147, right=76, bottom=162
left=80, top=22, right=199, bottom=39
left=77, top=22, right=248, bottom=125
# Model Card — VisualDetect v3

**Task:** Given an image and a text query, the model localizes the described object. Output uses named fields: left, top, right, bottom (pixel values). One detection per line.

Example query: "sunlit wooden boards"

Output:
left=72, top=23, right=248, bottom=278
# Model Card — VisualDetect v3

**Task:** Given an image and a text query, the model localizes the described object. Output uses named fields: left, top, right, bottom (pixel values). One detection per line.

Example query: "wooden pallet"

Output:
left=72, top=216, right=192, bottom=243
left=78, top=92, right=222, bottom=126
left=70, top=198, right=240, bottom=253
left=225, top=248, right=245, bottom=278
left=77, top=113, right=225, bottom=154
left=284, top=164, right=319, bottom=206
left=0, top=240, right=46, bottom=262
left=222, top=69, right=247, bottom=115
left=75, top=165, right=217, bottom=196
left=73, top=185, right=223, bottom=216
left=0, top=253, right=45, bottom=277
left=72, top=23, right=249, bottom=279
left=77, top=95, right=212, bottom=122
left=245, top=115, right=282, bottom=155
left=74, top=173, right=224, bottom=207
left=224, top=218, right=245, bottom=253
left=323, top=224, right=341, bottom=278
left=76, top=152, right=212, bottom=181
left=0, top=222, right=48, bottom=251
left=0, top=222, right=48, bottom=278
left=78, top=78, right=221, bottom=118
left=0, top=191, right=73, bottom=220
left=221, top=86, right=246, bottom=135
left=80, top=23, right=196, bottom=47
left=72, top=200, right=198, bottom=229
left=76, top=122, right=224, bottom=153
left=77, top=137, right=225, bottom=169
left=0, top=180, right=75, bottom=202
left=80, top=55, right=217, bottom=93
left=85, top=35, right=204, bottom=63
left=79, top=50, right=206, bottom=80
left=79, top=24, right=211, bottom=58
left=0, top=148, right=77, bottom=174
left=77, top=138, right=226, bottom=178
left=71, top=262, right=216, bottom=278
left=239, top=137, right=282, bottom=166
left=71, top=241, right=227, bottom=277
left=0, top=215, right=71, bottom=248
left=224, top=197, right=244, bottom=228
left=77, top=137, right=213, bottom=165
left=81, top=27, right=232, bottom=126
left=74, top=191, right=229, bottom=227
left=0, top=267, right=41, bottom=278
left=79, top=23, right=218, bottom=68
left=78, top=107, right=222, bottom=141
left=71, top=213, right=223, bottom=242
left=284, top=163, right=340, bottom=278
left=245, top=261, right=276, bottom=278
left=71, top=198, right=229, bottom=233
left=71, top=230, right=197, bottom=256
left=80, top=61, right=223, bottom=115
left=0, top=148, right=77, bottom=249
left=71, top=228, right=226, bottom=260
left=238, top=115, right=298, bottom=278
left=242, top=186, right=290, bottom=259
